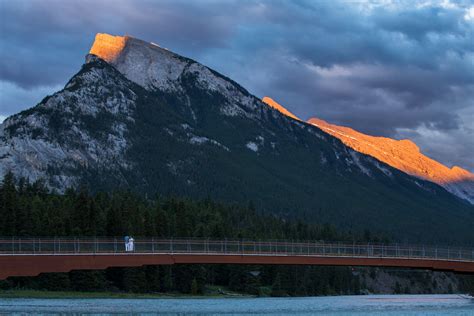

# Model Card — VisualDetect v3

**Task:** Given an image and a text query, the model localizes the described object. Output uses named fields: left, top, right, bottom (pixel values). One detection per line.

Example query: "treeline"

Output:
left=0, top=172, right=379, bottom=240
left=1, top=172, right=472, bottom=296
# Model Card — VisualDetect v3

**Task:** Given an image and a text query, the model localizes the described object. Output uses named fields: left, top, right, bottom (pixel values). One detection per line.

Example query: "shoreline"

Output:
left=0, top=289, right=255, bottom=299
left=0, top=290, right=471, bottom=300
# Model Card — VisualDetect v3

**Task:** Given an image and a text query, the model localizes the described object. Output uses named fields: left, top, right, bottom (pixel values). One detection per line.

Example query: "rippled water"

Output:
left=0, top=294, right=473, bottom=315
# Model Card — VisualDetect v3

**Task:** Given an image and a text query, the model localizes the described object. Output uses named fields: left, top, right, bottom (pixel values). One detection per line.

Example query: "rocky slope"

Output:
left=262, top=98, right=474, bottom=204
left=1, top=33, right=474, bottom=243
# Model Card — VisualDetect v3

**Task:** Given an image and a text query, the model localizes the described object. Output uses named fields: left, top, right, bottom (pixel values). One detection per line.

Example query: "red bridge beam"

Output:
left=1, top=254, right=473, bottom=280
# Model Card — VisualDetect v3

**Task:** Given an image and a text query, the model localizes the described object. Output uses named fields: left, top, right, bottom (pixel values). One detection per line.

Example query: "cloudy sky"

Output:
left=1, top=0, right=473, bottom=171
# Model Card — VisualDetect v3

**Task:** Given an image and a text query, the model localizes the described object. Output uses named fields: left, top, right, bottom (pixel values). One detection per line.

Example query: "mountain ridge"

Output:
left=261, top=97, right=474, bottom=204
left=308, top=117, right=474, bottom=204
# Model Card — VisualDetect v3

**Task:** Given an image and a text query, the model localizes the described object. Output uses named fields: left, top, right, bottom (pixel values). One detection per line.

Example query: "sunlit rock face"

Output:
left=262, top=97, right=300, bottom=121
left=307, top=117, right=474, bottom=204
left=89, top=33, right=127, bottom=63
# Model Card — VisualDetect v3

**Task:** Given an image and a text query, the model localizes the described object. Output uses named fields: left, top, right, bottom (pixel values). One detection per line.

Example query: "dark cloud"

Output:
left=0, top=0, right=473, bottom=171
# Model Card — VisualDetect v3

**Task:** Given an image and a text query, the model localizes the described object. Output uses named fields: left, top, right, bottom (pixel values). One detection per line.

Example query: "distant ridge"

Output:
left=262, top=97, right=474, bottom=204
left=308, top=117, right=474, bottom=203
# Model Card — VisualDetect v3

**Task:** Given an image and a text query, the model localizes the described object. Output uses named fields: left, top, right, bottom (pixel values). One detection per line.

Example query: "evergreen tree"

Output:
left=271, top=273, right=285, bottom=297
left=0, top=172, right=17, bottom=236
left=191, top=278, right=198, bottom=295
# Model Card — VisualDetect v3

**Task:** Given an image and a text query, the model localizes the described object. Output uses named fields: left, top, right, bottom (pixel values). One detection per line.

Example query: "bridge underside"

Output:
left=1, top=254, right=473, bottom=280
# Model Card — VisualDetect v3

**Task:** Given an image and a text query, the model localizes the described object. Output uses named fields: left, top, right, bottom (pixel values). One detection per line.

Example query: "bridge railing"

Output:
left=0, top=238, right=473, bottom=262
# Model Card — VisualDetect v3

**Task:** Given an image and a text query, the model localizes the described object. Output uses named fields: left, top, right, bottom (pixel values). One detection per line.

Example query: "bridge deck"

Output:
left=1, top=238, right=473, bottom=279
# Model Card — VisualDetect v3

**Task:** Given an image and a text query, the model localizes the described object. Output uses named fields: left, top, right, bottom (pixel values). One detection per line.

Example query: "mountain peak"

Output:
left=89, top=33, right=129, bottom=63
left=87, top=33, right=187, bottom=91
left=262, top=97, right=300, bottom=121
left=88, top=33, right=171, bottom=62
left=398, top=139, right=420, bottom=152
left=452, top=166, right=473, bottom=177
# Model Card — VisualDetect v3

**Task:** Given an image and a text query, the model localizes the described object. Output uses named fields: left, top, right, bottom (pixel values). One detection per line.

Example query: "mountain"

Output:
left=308, top=118, right=474, bottom=204
left=261, top=98, right=474, bottom=205
left=1, top=33, right=474, bottom=243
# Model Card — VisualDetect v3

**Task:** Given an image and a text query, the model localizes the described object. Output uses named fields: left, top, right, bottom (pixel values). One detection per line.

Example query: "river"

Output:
left=0, top=294, right=473, bottom=315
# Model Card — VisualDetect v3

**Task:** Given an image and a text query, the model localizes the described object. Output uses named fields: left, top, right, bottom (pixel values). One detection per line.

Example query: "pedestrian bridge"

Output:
left=1, top=238, right=473, bottom=280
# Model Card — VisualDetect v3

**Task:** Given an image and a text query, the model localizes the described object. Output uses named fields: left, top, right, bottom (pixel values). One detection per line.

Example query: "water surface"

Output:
left=0, top=294, right=473, bottom=315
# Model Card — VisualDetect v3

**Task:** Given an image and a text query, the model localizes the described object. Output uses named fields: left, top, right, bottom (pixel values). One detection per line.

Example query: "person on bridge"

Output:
left=129, top=237, right=135, bottom=252
left=124, top=236, right=130, bottom=252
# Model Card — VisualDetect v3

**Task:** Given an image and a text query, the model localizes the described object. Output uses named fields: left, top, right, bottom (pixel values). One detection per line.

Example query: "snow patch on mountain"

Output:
left=349, top=150, right=371, bottom=176
left=246, top=142, right=259, bottom=152
left=188, top=133, right=230, bottom=152
left=375, top=161, right=393, bottom=177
